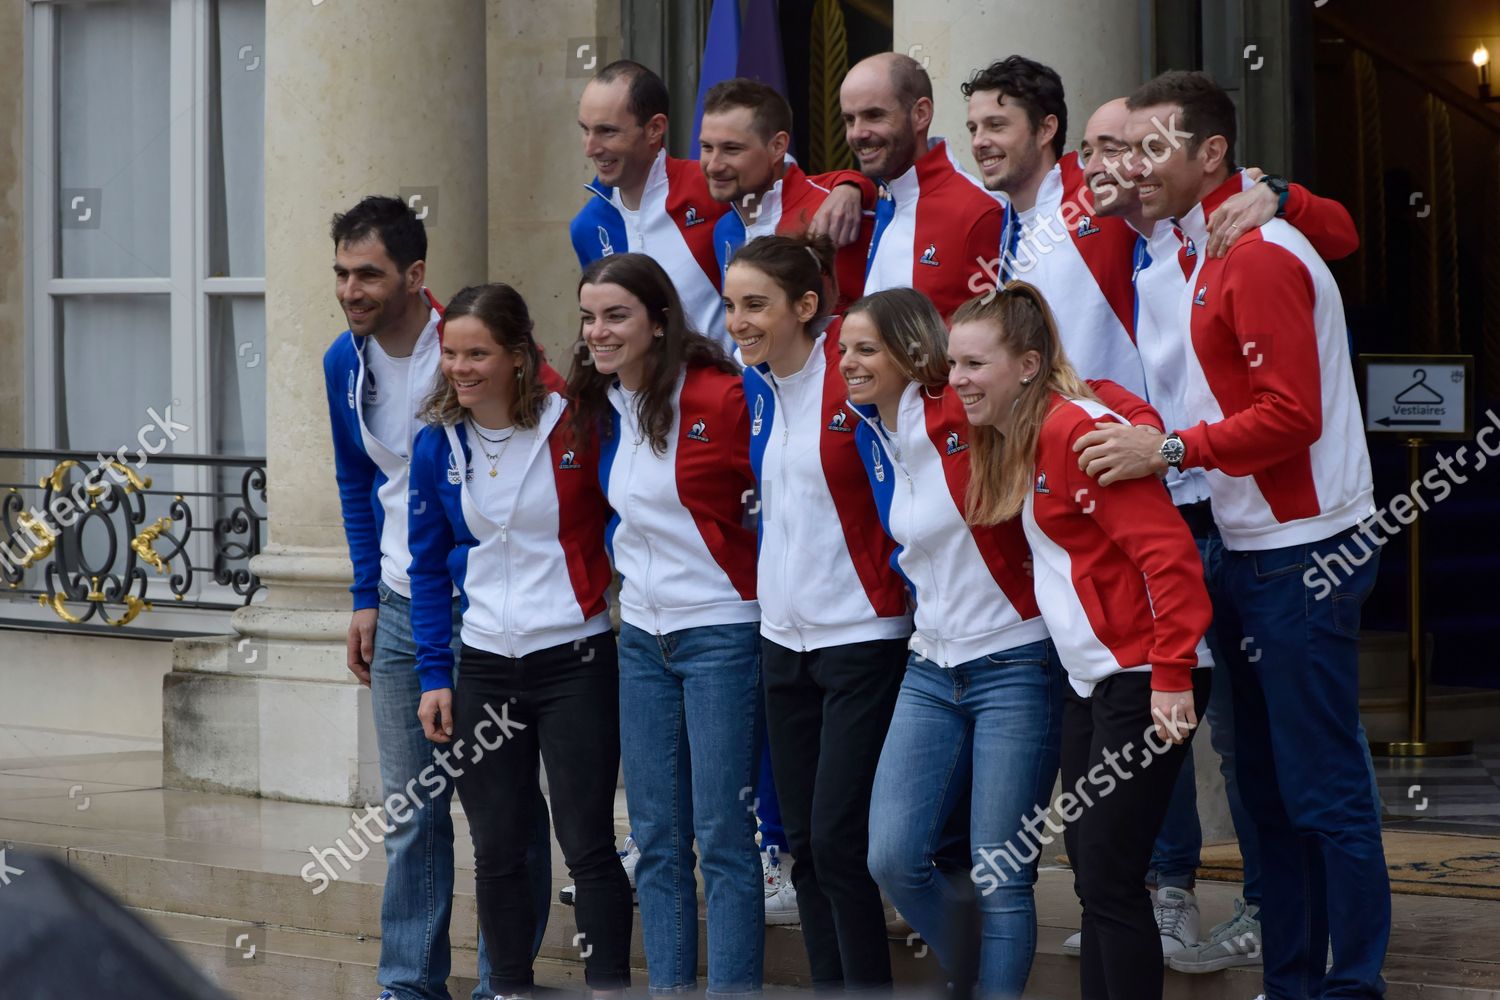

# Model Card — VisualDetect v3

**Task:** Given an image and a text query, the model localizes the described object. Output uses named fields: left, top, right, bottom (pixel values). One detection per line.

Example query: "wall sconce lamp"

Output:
left=1475, top=43, right=1500, bottom=102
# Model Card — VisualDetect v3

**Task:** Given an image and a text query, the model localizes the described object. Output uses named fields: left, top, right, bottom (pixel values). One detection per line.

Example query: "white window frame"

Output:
left=20, top=0, right=265, bottom=623
left=28, top=0, right=266, bottom=453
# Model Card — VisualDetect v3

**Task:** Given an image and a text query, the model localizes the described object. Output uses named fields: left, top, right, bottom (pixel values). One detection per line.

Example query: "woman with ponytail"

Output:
left=838, top=286, right=1057, bottom=997
left=723, top=234, right=911, bottom=990
left=949, top=281, right=1212, bottom=1000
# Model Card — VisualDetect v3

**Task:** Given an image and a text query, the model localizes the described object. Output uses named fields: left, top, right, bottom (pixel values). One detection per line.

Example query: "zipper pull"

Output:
left=499, top=524, right=508, bottom=543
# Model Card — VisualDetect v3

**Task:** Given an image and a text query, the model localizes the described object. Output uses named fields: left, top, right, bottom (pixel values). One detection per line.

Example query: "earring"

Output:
left=1021, top=376, right=1034, bottom=386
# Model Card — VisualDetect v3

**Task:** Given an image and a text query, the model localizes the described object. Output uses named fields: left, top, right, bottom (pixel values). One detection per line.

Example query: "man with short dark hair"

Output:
left=843, top=52, right=1003, bottom=319
left=962, top=54, right=1147, bottom=395
left=1087, top=72, right=1389, bottom=1000
left=323, top=195, right=552, bottom=1000
left=701, top=77, right=872, bottom=314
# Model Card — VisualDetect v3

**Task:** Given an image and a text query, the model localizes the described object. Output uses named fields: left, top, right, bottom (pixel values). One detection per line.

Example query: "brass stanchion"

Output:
left=1369, top=437, right=1473, bottom=757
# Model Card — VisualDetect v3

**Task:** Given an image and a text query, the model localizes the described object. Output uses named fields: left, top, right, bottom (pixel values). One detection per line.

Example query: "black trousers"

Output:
left=1060, top=669, right=1210, bottom=1000
left=454, top=632, right=632, bottom=992
left=762, top=635, right=908, bottom=992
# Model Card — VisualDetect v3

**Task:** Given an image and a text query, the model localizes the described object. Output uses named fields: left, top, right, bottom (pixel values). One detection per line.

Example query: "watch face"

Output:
left=1162, top=436, right=1186, bottom=466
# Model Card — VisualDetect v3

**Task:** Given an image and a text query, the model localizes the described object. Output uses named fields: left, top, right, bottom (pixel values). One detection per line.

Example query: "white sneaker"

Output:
left=1153, top=886, right=1200, bottom=960
left=559, top=835, right=641, bottom=905
left=762, top=845, right=800, bottom=925
left=1062, top=931, right=1081, bottom=955
left=1168, top=897, right=1262, bottom=973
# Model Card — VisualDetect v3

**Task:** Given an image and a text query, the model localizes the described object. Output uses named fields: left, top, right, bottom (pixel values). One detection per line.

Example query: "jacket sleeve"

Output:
left=324, top=347, right=382, bottom=611
left=406, top=430, right=459, bottom=692
left=947, top=204, right=1005, bottom=319
left=1176, top=244, right=1324, bottom=476
left=1282, top=184, right=1359, bottom=262
left=1062, top=412, right=1209, bottom=691
left=1086, top=378, right=1163, bottom=430
left=813, top=169, right=878, bottom=209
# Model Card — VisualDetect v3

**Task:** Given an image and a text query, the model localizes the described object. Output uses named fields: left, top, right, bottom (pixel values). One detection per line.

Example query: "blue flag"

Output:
left=738, top=0, right=788, bottom=98
left=691, top=0, right=742, bottom=155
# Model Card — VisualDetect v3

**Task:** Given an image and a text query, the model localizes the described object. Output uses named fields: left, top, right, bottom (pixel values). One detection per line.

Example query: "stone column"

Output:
left=164, top=0, right=488, bottom=805
left=487, top=0, right=622, bottom=360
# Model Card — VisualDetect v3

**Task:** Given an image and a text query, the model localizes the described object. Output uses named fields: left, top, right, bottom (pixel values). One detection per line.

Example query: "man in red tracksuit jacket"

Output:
left=702, top=77, right=873, bottom=314
left=1087, top=71, right=1389, bottom=1000
left=842, top=52, right=1004, bottom=319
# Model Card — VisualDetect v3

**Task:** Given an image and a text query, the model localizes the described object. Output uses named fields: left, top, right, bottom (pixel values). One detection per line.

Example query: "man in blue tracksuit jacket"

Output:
left=322, top=195, right=551, bottom=1000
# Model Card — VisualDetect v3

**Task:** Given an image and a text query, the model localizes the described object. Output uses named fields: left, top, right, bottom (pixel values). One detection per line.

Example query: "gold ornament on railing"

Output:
left=131, top=516, right=174, bottom=575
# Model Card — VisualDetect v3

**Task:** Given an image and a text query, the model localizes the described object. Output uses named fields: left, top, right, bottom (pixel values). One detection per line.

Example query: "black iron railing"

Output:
left=0, top=449, right=266, bottom=629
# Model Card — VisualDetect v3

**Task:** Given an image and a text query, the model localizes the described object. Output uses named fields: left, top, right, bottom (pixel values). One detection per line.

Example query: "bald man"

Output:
left=843, top=52, right=1003, bottom=319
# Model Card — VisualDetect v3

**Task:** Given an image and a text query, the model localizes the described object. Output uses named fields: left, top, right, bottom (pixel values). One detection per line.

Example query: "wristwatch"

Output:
left=1259, top=174, right=1290, bottom=217
left=1159, top=433, right=1186, bottom=470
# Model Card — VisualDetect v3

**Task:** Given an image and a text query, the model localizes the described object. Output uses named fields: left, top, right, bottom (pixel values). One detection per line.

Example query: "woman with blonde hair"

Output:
left=949, top=281, right=1212, bottom=1000
left=841, top=286, right=1057, bottom=998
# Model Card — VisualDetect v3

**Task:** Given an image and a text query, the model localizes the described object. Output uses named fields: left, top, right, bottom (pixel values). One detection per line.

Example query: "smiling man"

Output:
left=700, top=77, right=873, bottom=314
left=844, top=52, right=1003, bottom=319
left=1083, top=72, right=1389, bottom=1000
left=322, top=196, right=553, bottom=1000
left=571, top=60, right=732, bottom=349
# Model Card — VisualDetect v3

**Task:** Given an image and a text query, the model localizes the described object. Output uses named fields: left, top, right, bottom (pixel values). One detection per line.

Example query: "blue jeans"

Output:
left=867, top=639, right=1063, bottom=999
left=371, top=584, right=552, bottom=1000
left=618, top=621, right=765, bottom=997
left=1208, top=528, right=1389, bottom=999
left=1154, top=532, right=1383, bottom=908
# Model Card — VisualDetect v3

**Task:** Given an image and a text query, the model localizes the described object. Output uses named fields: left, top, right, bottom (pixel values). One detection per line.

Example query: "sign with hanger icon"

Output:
left=1358, top=354, right=1473, bottom=439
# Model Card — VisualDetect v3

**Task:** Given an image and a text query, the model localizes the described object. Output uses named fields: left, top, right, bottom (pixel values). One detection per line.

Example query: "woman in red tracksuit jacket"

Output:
left=949, top=280, right=1213, bottom=1000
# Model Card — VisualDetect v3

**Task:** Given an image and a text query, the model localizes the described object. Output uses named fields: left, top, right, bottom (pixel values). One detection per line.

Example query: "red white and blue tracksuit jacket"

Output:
left=406, top=392, right=613, bottom=693
left=571, top=149, right=731, bottom=349
left=713, top=162, right=875, bottom=315
left=600, top=364, right=759, bottom=633
left=1133, top=169, right=1360, bottom=509
left=850, top=382, right=1045, bottom=667
left=1168, top=173, right=1375, bottom=550
left=322, top=288, right=445, bottom=610
left=741, top=324, right=910, bottom=651
left=1023, top=393, right=1212, bottom=695
left=862, top=139, right=1005, bottom=319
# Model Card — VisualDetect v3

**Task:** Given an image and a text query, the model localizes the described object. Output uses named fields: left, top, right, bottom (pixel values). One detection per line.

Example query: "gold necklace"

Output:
left=469, top=418, right=516, bottom=477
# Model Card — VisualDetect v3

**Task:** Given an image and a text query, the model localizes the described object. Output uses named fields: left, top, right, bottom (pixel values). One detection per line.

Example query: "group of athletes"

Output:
left=324, top=47, right=1388, bottom=1000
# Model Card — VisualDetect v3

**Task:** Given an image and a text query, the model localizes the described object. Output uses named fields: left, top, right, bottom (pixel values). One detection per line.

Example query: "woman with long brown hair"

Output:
left=568, top=252, right=765, bottom=997
left=949, top=281, right=1212, bottom=1000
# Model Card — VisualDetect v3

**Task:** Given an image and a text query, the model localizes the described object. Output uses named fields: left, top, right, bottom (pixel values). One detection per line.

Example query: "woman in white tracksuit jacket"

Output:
left=407, top=283, right=631, bottom=995
left=723, top=234, right=913, bottom=991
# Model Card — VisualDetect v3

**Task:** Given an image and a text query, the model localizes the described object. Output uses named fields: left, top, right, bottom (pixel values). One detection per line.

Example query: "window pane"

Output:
left=57, top=1, right=172, bottom=279
left=208, top=0, right=266, bottom=278
left=57, top=296, right=173, bottom=452
left=210, top=296, right=266, bottom=457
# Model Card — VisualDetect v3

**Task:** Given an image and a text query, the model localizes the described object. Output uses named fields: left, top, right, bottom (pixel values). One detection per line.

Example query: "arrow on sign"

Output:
left=1375, top=417, right=1441, bottom=427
